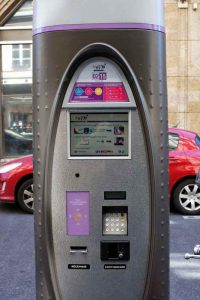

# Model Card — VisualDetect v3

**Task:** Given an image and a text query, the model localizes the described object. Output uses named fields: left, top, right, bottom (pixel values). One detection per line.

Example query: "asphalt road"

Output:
left=0, top=203, right=200, bottom=300
left=0, top=203, right=35, bottom=300
left=170, top=213, right=200, bottom=300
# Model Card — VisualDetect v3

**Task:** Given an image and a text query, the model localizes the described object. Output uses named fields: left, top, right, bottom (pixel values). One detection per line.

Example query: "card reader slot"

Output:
left=70, top=246, right=88, bottom=254
left=101, top=241, right=130, bottom=261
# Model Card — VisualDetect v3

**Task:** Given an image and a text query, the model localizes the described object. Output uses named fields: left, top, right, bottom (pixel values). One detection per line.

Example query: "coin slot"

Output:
left=70, top=246, right=88, bottom=254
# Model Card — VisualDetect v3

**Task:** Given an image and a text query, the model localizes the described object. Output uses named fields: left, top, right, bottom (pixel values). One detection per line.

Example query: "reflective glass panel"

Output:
left=1, top=44, right=33, bottom=157
left=2, top=95, right=33, bottom=156
left=5, top=0, right=33, bottom=27
left=2, top=44, right=32, bottom=73
left=168, top=133, right=179, bottom=151
left=195, top=135, right=200, bottom=147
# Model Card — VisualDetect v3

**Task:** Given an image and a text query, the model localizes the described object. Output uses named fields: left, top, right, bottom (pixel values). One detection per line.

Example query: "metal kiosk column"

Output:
left=33, top=1, right=169, bottom=300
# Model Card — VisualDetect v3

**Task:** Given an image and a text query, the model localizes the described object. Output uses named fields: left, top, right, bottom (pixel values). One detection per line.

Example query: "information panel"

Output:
left=68, top=59, right=129, bottom=103
left=70, top=113, right=129, bottom=157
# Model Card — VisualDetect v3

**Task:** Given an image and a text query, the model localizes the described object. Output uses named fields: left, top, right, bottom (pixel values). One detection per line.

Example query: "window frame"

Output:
left=0, top=39, right=32, bottom=162
left=0, top=8, right=32, bottom=161
left=12, top=44, right=32, bottom=70
left=5, top=0, right=33, bottom=27
left=0, top=0, right=32, bottom=27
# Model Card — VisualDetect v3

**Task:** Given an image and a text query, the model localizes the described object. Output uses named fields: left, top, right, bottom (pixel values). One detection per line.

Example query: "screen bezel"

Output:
left=67, top=110, right=131, bottom=160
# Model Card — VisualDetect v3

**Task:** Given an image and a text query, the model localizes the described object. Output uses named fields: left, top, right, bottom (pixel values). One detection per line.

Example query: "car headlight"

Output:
left=0, top=162, right=22, bottom=174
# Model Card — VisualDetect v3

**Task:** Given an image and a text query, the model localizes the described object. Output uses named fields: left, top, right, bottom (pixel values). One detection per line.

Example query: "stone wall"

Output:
left=165, top=0, right=200, bottom=133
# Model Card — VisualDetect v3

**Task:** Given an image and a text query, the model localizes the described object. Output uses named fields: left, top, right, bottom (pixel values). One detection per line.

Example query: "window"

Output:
left=2, top=93, right=33, bottom=157
left=195, top=135, right=200, bottom=148
left=12, top=44, right=31, bottom=70
left=0, top=1, right=33, bottom=159
left=168, top=133, right=179, bottom=150
left=1, top=44, right=33, bottom=157
left=4, top=0, right=33, bottom=27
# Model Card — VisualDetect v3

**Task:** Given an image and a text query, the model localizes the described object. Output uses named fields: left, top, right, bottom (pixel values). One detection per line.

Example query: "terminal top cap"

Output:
left=33, top=0, right=165, bottom=35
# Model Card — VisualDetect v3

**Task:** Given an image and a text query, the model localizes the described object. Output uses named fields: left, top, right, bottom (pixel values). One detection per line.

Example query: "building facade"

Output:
left=0, top=0, right=200, bottom=161
left=165, top=0, right=200, bottom=133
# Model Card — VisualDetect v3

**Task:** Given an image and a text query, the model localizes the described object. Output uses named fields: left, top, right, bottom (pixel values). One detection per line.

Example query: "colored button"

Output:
left=75, top=88, right=83, bottom=96
left=85, top=87, right=93, bottom=96
left=95, top=87, right=103, bottom=96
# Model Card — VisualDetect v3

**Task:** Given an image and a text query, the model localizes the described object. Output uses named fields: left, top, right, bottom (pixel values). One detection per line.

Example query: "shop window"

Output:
left=1, top=44, right=33, bottom=157
left=2, top=93, right=33, bottom=157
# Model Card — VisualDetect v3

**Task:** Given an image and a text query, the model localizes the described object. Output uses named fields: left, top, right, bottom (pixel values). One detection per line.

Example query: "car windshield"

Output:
left=195, top=135, right=200, bottom=148
left=4, top=129, right=33, bottom=156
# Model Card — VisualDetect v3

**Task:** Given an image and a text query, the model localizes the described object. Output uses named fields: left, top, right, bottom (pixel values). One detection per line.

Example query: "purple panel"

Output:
left=70, top=83, right=103, bottom=102
left=67, top=192, right=90, bottom=236
left=33, top=23, right=165, bottom=36
left=70, top=82, right=128, bottom=102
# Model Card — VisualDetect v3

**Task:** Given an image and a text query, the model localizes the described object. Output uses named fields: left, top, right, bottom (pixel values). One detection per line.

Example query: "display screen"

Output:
left=70, top=113, right=129, bottom=157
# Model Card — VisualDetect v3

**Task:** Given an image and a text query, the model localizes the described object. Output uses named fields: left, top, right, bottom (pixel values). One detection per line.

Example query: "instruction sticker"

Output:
left=68, top=264, right=90, bottom=270
left=104, top=265, right=127, bottom=270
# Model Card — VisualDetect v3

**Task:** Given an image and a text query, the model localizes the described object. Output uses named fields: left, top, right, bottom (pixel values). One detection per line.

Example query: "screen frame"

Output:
left=67, top=109, right=132, bottom=160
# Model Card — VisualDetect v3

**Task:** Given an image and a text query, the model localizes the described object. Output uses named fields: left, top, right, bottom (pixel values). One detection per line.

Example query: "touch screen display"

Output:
left=70, top=113, right=129, bottom=157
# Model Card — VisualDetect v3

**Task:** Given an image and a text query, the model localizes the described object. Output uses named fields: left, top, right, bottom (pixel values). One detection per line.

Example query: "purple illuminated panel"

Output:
left=67, top=192, right=90, bottom=236
left=70, top=82, right=128, bottom=102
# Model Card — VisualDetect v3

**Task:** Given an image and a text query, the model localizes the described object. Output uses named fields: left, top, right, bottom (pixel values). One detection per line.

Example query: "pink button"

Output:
left=85, top=88, right=93, bottom=96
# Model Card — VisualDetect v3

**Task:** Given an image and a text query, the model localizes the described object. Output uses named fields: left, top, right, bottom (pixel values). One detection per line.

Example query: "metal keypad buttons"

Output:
left=103, top=212, right=128, bottom=235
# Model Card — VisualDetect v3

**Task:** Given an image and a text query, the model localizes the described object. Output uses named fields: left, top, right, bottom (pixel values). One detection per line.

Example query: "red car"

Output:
left=0, top=128, right=200, bottom=214
left=169, top=128, right=200, bottom=214
left=0, top=155, right=33, bottom=213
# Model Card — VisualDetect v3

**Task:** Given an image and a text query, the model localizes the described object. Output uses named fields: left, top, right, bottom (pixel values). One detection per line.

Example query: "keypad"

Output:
left=103, top=212, right=127, bottom=235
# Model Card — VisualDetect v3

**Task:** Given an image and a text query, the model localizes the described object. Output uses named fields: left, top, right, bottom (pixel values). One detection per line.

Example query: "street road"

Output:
left=170, top=212, right=200, bottom=300
left=0, top=203, right=35, bottom=300
left=0, top=203, right=200, bottom=300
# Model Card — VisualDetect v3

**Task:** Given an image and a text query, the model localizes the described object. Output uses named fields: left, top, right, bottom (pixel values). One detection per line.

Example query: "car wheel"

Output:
left=173, top=179, right=200, bottom=215
left=17, top=178, right=34, bottom=214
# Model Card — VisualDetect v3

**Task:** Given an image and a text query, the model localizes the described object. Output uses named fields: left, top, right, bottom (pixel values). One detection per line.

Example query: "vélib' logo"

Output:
left=93, top=63, right=106, bottom=71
